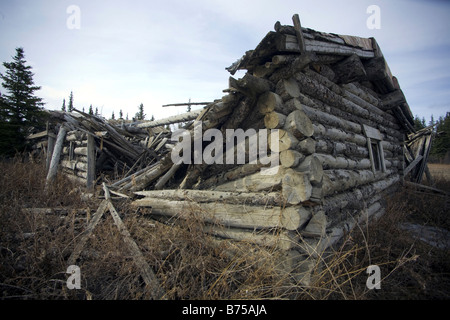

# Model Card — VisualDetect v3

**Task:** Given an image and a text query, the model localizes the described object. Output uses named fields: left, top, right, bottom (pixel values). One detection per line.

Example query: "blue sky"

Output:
left=0, top=0, right=449, bottom=122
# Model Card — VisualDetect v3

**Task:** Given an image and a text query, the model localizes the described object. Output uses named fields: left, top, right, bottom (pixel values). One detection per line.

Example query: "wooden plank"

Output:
left=362, top=124, right=383, bottom=140
left=86, top=134, right=96, bottom=190
left=67, top=199, right=109, bottom=265
left=105, top=200, right=164, bottom=299
left=135, top=109, right=204, bottom=128
left=162, top=102, right=212, bottom=107
left=404, top=155, right=423, bottom=176
left=27, top=130, right=48, bottom=140
left=292, top=14, right=306, bottom=53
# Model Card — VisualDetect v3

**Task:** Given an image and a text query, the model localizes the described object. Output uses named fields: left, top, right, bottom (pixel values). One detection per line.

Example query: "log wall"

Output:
left=131, top=17, right=411, bottom=280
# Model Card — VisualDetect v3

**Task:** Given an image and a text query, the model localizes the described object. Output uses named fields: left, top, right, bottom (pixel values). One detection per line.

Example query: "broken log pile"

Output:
left=32, top=13, right=422, bottom=282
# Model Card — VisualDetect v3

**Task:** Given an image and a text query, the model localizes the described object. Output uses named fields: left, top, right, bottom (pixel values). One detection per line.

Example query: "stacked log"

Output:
left=60, top=129, right=92, bottom=186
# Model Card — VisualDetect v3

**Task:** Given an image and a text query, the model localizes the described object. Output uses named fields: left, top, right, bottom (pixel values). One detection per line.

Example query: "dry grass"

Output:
left=1, top=156, right=449, bottom=300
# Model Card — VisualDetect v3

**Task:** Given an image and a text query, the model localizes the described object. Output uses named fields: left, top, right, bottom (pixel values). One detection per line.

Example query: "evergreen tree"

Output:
left=136, top=103, right=145, bottom=120
left=61, top=98, right=66, bottom=112
left=68, top=91, right=74, bottom=112
left=95, top=107, right=98, bottom=116
left=119, top=109, right=123, bottom=119
left=0, top=47, right=44, bottom=156
left=111, top=111, right=115, bottom=120
left=430, top=112, right=450, bottom=159
left=89, top=104, right=94, bottom=115
left=413, top=115, right=425, bottom=131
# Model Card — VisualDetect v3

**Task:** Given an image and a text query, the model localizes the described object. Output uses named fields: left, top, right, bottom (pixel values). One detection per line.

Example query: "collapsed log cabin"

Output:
left=30, top=14, right=434, bottom=283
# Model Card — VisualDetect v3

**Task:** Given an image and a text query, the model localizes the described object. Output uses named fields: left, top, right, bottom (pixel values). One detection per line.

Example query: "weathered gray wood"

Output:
left=283, top=110, right=314, bottom=139
left=105, top=200, right=164, bottom=299
left=264, top=111, right=286, bottom=129
left=132, top=197, right=309, bottom=231
left=67, top=200, right=109, bottom=265
left=295, top=155, right=324, bottom=186
left=86, top=134, right=96, bottom=190
left=280, top=149, right=305, bottom=168
left=46, top=125, right=67, bottom=185
left=136, top=109, right=204, bottom=128
left=154, top=163, right=181, bottom=190
left=276, top=77, right=301, bottom=101
left=269, top=129, right=299, bottom=152
left=282, top=169, right=312, bottom=204
left=214, top=166, right=285, bottom=192
left=257, top=91, right=284, bottom=115
left=229, top=73, right=274, bottom=97
left=332, top=54, right=366, bottom=84
left=46, top=134, right=55, bottom=171
left=204, top=225, right=298, bottom=251
left=292, top=14, right=306, bottom=53
left=134, top=189, right=284, bottom=206
left=404, top=155, right=423, bottom=176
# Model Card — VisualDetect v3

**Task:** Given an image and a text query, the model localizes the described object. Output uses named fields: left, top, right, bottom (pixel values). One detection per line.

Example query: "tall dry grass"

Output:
left=1, top=156, right=449, bottom=299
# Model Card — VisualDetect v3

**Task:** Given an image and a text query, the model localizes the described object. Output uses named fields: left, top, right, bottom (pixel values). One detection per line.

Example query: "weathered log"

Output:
left=282, top=169, right=312, bottom=204
left=134, top=189, right=285, bottom=206
left=229, top=73, right=274, bottom=97
left=283, top=110, right=314, bottom=139
left=302, top=104, right=362, bottom=135
left=316, top=140, right=369, bottom=158
left=280, top=149, right=305, bottom=168
left=341, top=82, right=380, bottom=108
left=46, top=125, right=67, bottom=185
left=264, top=111, right=286, bottom=129
left=322, top=169, right=394, bottom=197
left=204, top=225, right=298, bottom=251
left=119, top=156, right=173, bottom=191
left=302, top=211, right=327, bottom=237
left=331, top=54, right=367, bottom=84
left=214, top=166, right=285, bottom=192
left=154, top=163, right=181, bottom=190
left=269, top=129, right=299, bottom=152
left=46, top=135, right=55, bottom=171
left=86, top=134, right=96, bottom=190
left=269, top=53, right=316, bottom=82
left=315, top=153, right=372, bottom=170
left=136, top=109, right=204, bottom=128
left=313, top=124, right=367, bottom=147
left=257, top=91, right=284, bottom=115
left=380, top=89, right=406, bottom=111
left=295, top=155, right=324, bottom=186
left=132, top=198, right=310, bottom=231
left=276, top=77, right=301, bottom=101
left=297, top=137, right=316, bottom=155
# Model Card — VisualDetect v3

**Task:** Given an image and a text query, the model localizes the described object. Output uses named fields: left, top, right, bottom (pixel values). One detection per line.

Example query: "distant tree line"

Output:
left=414, top=113, right=450, bottom=162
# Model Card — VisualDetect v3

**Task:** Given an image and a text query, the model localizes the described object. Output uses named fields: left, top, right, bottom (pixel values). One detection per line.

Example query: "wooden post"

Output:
left=46, top=134, right=56, bottom=171
left=292, top=14, right=306, bottom=53
left=46, top=125, right=67, bottom=185
left=86, top=134, right=96, bottom=190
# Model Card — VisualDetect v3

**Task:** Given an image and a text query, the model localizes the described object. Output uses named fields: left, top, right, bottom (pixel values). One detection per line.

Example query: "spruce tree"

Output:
left=61, top=98, right=66, bottom=112
left=136, top=103, right=145, bottom=120
left=89, top=104, right=94, bottom=115
left=68, top=91, right=74, bottom=112
left=0, top=47, right=44, bottom=156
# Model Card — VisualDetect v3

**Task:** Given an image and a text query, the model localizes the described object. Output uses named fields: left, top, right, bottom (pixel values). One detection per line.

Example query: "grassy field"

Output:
left=428, top=163, right=450, bottom=182
left=0, top=157, right=449, bottom=300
